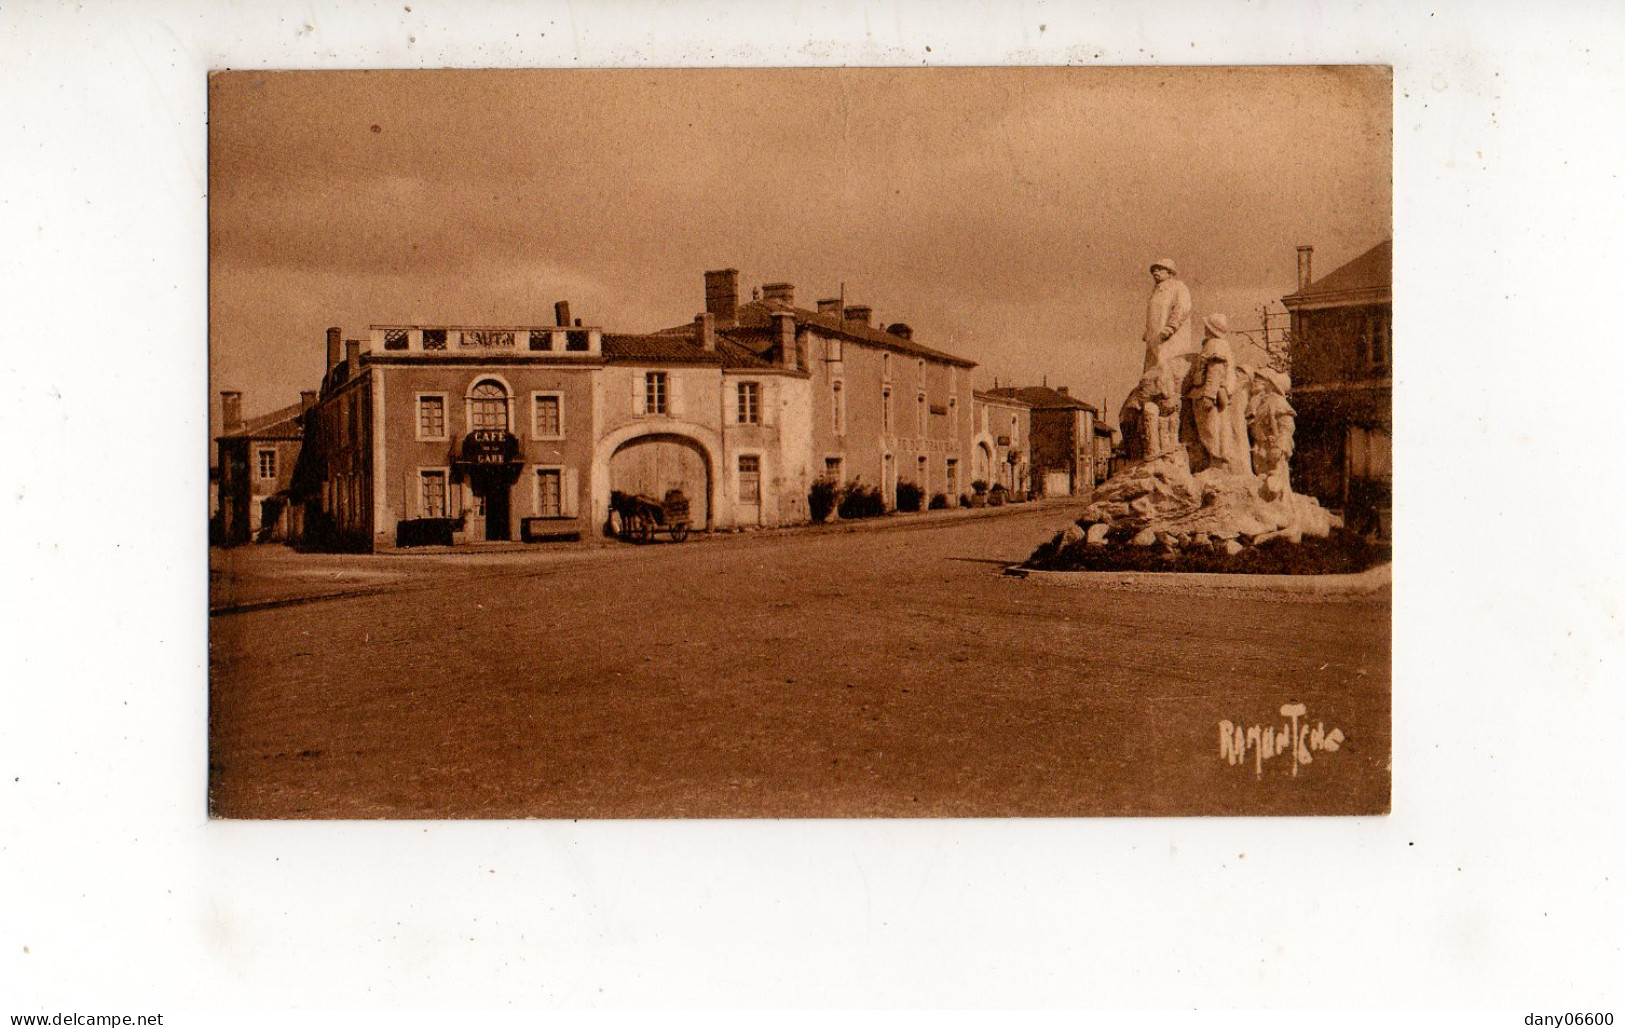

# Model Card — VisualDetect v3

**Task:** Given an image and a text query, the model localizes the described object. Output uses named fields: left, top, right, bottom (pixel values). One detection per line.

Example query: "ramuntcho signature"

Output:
left=1219, top=703, right=1345, bottom=778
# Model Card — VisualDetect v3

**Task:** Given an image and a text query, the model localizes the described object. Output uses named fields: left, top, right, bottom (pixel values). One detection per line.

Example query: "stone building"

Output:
left=214, top=390, right=313, bottom=544
left=290, top=268, right=983, bottom=550
left=1280, top=239, right=1392, bottom=532
left=983, top=385, right=1100, bottom=497
left=682, top=271, right=980, bottom=509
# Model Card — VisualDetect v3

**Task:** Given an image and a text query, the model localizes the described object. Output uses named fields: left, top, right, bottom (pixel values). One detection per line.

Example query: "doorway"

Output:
left=482, top=479, right=511, bottom=540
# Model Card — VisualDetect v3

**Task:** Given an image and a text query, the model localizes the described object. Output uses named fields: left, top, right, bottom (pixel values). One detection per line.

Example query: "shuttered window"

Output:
left=738, top=455, right=761, bottom=504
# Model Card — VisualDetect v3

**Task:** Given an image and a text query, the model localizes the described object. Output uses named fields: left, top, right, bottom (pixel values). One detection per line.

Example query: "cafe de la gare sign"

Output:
left=461, top=429, right=519, bottom=466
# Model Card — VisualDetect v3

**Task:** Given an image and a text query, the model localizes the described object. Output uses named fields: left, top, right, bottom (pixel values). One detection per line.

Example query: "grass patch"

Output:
left=1025, top=527, right=1390, bottom=575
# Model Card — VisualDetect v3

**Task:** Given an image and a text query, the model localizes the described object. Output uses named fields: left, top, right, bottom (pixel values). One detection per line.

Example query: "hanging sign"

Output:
left=462, top=430, right=519, bottom=465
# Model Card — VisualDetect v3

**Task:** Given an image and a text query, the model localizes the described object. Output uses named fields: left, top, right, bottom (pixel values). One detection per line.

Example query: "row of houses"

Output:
left=214, top=269, right=1111, bottom=549
left=215, top=241, right=1392, bottom=549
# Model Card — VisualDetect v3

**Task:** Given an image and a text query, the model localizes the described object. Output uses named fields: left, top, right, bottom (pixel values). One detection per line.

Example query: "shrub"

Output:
left=837, top=484, right=887, bottom=520
left=895, top=480, right=924, bottom=512
left=958, top=493, right=972, bottom=508
left=808, top=478, right=839, bottom=523
left=1023, top=526, right=1391, bottom=575
left=970, top=479, right=989, bottom=495
left=929, top=493, right=949, bottom=510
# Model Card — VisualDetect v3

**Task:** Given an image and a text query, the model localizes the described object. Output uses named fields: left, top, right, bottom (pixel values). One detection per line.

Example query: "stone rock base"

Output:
left=1080, top=449, right=1340, bottom=546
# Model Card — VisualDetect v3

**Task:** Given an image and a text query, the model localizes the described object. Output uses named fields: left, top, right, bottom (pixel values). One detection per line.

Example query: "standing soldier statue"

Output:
left=1143, top=257, right=1193, bottom=371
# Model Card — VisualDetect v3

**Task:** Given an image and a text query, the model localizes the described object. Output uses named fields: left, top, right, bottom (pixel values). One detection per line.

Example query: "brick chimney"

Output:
left=886, top=322, right=913, bottom=341
left=326, top=327, right=342, bottom=370
left=300, top=390, right=318, bottom=411
left=844, top=305, right=872, bottom=327
left=220, top=390, right=243, bottom=433
left=695, top=312, right=716, bottom=352
left=762, top=282, right=794, bottom=305
left=1296, top=245, right=1314, bottom=292
left=772, top=311, right=797, bottom=370
left=705, top=268, right=739, bottom=328
left=816, top=298, right=842, bottom=317
left=345, top=339, right=361, bottom=375
left=555, top=300, right=572, bottom=327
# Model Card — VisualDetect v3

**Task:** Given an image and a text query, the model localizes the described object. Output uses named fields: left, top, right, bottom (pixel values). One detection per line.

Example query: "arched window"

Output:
left=469, top=379, right=510, bottom=431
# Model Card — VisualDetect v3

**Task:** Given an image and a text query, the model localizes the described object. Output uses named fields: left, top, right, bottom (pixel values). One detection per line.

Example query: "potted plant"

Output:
left=988, top=482, right=1007, bottom=507
left=969, top=479, right=988, bottom=508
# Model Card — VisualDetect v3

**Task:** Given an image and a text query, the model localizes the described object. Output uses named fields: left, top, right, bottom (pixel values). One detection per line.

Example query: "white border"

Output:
left=6, top=0, right=1624, bottom=1012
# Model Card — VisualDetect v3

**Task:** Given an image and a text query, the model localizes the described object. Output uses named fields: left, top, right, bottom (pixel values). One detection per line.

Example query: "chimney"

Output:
left=816, top=298, right=842, bottom=317
left=695, top=312, right=716, bottom=352
left=220, top=390, right=243, bottom=433
left=326, top=327, right=342, bottom=370
left=886, top=322, right=913, bottom=341
left=1057, top=386, right=1069, bottom=396
left=300, top=390, right=318, bottom=411
left=844, top=305, right=872, bottom=327
left=1296, top=245, right=1314, bottom=292
left=762, top=282, right=794, bottom=305
left=345, top=339, right=361, bottom=374
left=555, top=300, right=572, bottom=327
left=705, top=268, right=739, bottom=327
left=772, top=311, right=797, bottom=369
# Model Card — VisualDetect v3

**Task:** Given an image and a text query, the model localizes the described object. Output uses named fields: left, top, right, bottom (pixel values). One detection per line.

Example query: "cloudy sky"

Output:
left=210, top=66, right=1390, bottom=425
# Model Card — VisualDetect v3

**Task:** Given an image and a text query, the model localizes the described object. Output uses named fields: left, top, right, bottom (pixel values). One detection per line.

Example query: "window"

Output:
left=737, top=381, right=760, bottom=424
left=882, top=386, right=892, bottom=433
left=420, top=470, right=448, bottom=518
left=946, top=458, right=960, bottom=497
left=917, top=455, right=928, bottom=487
left=738, top=455, right=761, bottom=504
left=256, top=449, right=276, bottom=479
left=469, top=380, right=510, bottom=431
left=832, top=380, right=845, bottom=434
left=645, top=372, right=668, bottom=415
left=827, top=336, right=843, bottom=363
left=532, top=394, right=563, bottom=438
left=383, top=329, right=409, bottom=351
left=825, top=456, right=843, bottom=482
left=416, top=395, right=446, bottom=440
left=421, top=328, right=447, bottom=351
left=565, top=330, right=590, bottom=352
left=535, top=469, right=563, bottom=517
left=1366, top=310, right=1391, bottom=370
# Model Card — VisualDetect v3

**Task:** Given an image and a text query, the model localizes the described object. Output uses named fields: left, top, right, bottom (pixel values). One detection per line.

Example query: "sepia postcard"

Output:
left=207, top=66, right=1392, bottom=819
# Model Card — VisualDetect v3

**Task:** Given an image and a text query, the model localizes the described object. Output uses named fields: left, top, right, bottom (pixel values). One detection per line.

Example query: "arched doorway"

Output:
left=608, top=433, right=710, bottom=529
left=974, top=440, right=994, bottom=485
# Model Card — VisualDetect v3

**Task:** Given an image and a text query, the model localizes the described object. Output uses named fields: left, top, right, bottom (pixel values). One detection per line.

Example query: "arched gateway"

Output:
left=593, top=422, right=722, bottom=534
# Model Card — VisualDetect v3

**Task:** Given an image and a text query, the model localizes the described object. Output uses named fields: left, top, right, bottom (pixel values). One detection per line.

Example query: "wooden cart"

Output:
left=610, top=488, right=691, bottom=544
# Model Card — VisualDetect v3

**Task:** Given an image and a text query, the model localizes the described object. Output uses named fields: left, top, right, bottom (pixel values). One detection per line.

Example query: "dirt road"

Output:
left=209, top=506, right=1390, bottom=818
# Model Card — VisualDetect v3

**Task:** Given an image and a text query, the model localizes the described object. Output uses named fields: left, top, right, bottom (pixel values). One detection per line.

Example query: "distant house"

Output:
left=983, top=385, right=1099, bottom=497
left=1280, top=240, right=1392, bottom=533
left=215, top=390, right=313, bottom=544
left=1092, top=419, right=1117, bottom=485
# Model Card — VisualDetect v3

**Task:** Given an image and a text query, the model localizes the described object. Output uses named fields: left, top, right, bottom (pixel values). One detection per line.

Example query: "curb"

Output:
left=1007, top=561, right=1391, bottom=601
